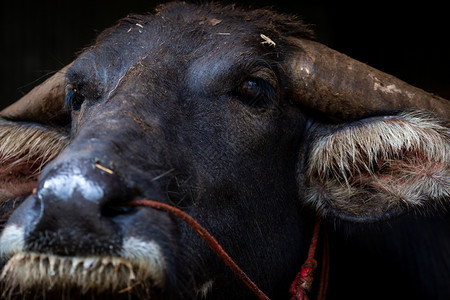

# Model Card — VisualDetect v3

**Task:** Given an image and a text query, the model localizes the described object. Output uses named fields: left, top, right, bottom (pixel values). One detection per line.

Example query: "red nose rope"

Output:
left=127, top=200, right=329, bottom=300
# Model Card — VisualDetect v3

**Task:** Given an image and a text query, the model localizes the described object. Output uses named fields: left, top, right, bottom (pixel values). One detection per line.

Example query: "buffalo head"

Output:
left=0, top=2, right=448, bottom=299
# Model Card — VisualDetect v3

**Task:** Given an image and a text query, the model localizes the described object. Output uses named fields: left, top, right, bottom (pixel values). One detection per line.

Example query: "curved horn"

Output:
left=1, top=64, right=72, bottom=124
left=287, top=38, right=449, bottom=122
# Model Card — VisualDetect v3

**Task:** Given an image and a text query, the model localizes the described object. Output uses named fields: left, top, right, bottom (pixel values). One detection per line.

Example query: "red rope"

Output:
left=289, top=215, right=322, bottom=300
left=126, top=199, right=270, bottom=300
left=126, top=199, right=327, bottom=300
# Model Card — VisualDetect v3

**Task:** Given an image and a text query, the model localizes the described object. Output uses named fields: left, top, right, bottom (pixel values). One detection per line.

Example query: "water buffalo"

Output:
left=0, top=2, right=449, bottom=299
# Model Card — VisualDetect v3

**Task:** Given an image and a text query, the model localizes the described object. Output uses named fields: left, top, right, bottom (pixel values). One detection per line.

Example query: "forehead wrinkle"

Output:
left=70, top=46, right=149, bottom=100
left=71, top=23, right=189, bottom=100
left=107, top=52, right=154, bottom=100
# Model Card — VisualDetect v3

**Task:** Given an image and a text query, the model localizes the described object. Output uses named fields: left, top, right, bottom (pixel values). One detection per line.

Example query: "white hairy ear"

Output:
left=0, top=119, right=69, bottom=201
left=305, top=112, right=450, bottom=222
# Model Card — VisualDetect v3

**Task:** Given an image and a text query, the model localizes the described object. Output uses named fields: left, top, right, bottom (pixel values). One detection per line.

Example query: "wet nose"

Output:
left=27, top=158, right=133, bottom=255
left=37, top=159, right=125, bottom=206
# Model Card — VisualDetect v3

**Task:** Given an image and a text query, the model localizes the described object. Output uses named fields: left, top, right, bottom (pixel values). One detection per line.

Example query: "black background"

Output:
left=1, top=1, right=449, bottom=109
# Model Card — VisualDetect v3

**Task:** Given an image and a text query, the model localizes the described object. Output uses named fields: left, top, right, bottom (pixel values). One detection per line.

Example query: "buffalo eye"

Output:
left=65, top=86, right=85, bottom=111
left=236, top=78, right=276, bottom=108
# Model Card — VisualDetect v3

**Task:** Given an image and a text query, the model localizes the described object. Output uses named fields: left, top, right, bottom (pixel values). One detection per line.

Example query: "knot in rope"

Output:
left=289, top=258, right=317, bottom=300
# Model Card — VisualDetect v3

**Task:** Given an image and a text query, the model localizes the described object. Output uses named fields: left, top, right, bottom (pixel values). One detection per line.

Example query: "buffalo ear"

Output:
left=0, top=65, right=71, bottom=223
left=287, top=38, right=449, bottom=221
left=302, top=112, right=450, bottom=222
left=0, top=119, right=69, bottom=203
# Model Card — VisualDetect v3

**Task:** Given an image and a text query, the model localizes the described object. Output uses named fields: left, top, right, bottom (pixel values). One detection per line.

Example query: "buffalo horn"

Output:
left=287, top=38, right=449, bottom=122
left=1, top=64, right=72, bottom=124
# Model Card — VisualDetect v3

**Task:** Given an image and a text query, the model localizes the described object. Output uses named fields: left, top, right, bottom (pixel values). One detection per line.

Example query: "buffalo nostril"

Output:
left=34, top=158, right=140, bottom=220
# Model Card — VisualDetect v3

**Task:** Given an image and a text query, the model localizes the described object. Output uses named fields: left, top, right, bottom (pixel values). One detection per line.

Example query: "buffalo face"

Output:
left=0, top=2, right=448, bottom=299
left=0, top=4, right=313, bottom=299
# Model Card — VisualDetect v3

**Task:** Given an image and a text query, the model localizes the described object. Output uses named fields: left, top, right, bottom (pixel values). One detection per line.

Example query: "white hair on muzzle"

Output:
left=0, top=251, right=163, bottom=298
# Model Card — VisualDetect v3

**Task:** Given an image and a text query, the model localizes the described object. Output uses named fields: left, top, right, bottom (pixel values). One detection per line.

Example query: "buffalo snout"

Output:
left=31, top=159, right=129, bottom=255
left=0, top=158, right=174, bottom=298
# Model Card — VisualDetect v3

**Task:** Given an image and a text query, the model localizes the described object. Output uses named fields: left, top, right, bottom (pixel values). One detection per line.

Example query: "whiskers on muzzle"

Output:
left=0, top=252, right=159, bottom=299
